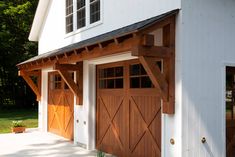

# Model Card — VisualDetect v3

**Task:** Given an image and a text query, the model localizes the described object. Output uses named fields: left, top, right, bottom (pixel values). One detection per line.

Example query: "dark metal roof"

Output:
left=18, top=9, right=179, bottom=66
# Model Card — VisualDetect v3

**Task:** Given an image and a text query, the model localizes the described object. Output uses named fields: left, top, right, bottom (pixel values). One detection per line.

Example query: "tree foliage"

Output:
left=0, top=0, right=38, bottom=108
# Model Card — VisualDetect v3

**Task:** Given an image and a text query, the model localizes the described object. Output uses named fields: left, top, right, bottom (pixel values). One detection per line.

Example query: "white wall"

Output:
left=36, top=1, right=235, bottom=156
left=38, top=0, right=180, bottom=54
left=180, top=0, right=235, bottom=156
left=39, top=68, right=53, bottom=132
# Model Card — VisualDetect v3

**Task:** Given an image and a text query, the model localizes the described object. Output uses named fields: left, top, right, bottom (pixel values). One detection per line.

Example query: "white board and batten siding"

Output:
left=37, top=0, right=235, bottom=156
left=179, top=0, right=235, bottom=157
left=38, top=0, right=180, bottom=54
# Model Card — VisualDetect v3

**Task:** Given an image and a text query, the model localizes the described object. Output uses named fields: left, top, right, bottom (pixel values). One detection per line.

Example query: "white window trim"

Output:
left=65, top=0, right=103, bottom=38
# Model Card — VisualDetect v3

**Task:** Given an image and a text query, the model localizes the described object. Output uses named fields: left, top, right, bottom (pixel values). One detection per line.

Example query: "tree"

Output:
left=0, top=0, right=38, bottom=108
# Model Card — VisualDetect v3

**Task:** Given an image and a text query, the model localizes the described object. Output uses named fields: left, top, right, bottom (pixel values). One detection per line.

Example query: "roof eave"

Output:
left=28, top=0, right=50, bottom=41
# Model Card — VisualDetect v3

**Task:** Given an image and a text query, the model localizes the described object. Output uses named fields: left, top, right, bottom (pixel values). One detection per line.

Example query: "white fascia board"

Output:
left=28, top=0, right=50, bottom=41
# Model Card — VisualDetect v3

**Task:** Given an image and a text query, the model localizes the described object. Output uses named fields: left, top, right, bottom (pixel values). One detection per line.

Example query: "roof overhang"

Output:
left=18, top=9, right=179, bottom=114
left=29, top=0, right=51, bottom=41
left=19, top=9, right=179, bottom=69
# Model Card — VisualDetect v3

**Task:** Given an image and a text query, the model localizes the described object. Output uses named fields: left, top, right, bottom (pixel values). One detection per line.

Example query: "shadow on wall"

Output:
left=204, top=142, right=215, bottom=157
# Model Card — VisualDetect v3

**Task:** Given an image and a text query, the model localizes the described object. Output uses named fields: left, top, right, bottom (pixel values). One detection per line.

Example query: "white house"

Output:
left=17, top=0, right=235, bottom=156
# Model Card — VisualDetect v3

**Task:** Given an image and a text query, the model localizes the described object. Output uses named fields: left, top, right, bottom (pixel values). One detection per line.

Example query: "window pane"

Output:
left=140, top=64, right=147, bottom=75
left=141, top=76, right=152, bottom=88
left=115, top=67, right=123, bottom=77
left=55, top=82, right=62, bottom=89
left=50, top=74, right=62, bottom=90
left=90, top=0, right=100, bottom=24
left=66, top=15, right=73, bottom=33
left=66, top=0, right=73, bottom=15
left=130, top=64, right=140, bottom=76
left=77, top=8, right=86, bottom=29
left=99, top=80, right=106, bottom=88
left=115, top=79, right=123, bottom=88
left=99, top=69, right=105, bottom=78
left=55, top=74, right=62, bottom=81
left=66, top=0, right=73, bottom=6
left=98, top=66, right=124, bottom=89
left=107, top=68, right=114, bottom=77
left=66, top=6, right=73, bottom=15
left=156, top=61, right=162, bottom=71
left=77, top=0, right=85, bottom=9
left=107, top=79, right=114, bottom=88
left=66, top=15, right=73, bottom=25
left=130, top=77, right=140, bottom=88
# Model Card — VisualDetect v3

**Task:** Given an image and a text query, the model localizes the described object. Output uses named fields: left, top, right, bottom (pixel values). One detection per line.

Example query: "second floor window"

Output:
left=66, top=0, right=101, bottom=34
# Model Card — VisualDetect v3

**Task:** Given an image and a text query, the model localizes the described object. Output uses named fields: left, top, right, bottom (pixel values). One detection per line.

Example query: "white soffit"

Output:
left=28, top=0, right=50, bottom=41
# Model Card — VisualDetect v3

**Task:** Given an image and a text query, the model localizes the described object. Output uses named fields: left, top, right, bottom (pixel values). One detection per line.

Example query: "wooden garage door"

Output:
left=48, top=72, right=74, bottom=140
left=96, top=60, right=161, bottom=157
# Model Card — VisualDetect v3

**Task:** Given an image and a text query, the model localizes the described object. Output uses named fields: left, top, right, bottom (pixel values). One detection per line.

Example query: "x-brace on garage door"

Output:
left=48, top=72, right=74, bottom=140
left=96, top=59, right=162, bottom=157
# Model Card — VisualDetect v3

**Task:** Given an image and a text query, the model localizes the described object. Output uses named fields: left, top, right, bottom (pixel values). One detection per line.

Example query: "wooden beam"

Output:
left=37, top=71, right=41, bottom=95
left=55, top=63, right=83, bottom=105
left=18, top=70, right=41, bottom=101
left=74, top=49, right=78, bottom=55
left=114, top=38, right=119, bottom=45
left=27, top=70, right=42, bottom=95
left=139, top=56, right=168, bottom=101
left=85, top=46, right=89, bottom=53
left=27, top=70, right=41, bottom=76
left=132, top=45, right=172, bottom=58
left=19, top=37, right=141, bottom=71
left=64, top=53, right=68, bottom=58
left=58, top=70, right=82, bottom=99
left=163, top=24, right=170, bottom=47
left=54, top=63, right=81, bottom=71
left=98, top=43, right=103, bottom=49
left=142, top=34, right=154, bottom=46
left=161, top=17, right=175, bottom=114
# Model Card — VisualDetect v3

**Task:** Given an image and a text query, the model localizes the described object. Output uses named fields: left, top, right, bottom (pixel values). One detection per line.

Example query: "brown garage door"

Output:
left=48, top=72, right=74, bottom=140
left=96, top=60, right=161, bottom=157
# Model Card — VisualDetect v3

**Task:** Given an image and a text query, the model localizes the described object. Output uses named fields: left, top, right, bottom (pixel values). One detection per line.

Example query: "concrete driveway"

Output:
left=0, top=129, right=97, bottom=157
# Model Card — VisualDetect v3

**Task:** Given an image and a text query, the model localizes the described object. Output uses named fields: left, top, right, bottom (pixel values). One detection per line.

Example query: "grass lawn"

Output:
left=0, top=109, right=38, bottom=134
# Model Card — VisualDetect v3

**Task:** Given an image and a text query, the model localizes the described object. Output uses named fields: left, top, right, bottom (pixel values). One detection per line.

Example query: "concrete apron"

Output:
left=0, top=128, right=114, bottom=157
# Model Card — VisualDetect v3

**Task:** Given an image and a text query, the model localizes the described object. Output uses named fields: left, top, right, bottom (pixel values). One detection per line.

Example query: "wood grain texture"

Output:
left=18, top=70, right=41, bottom=101
left=96, top=60, right=161, bottom=157
left=48, top=72, right=74, bottom=140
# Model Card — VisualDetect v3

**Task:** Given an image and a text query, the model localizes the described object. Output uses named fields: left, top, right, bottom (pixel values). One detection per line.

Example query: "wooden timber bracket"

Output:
left=53, top=62, right=83, bottom=105
left=18, top=70, right=41, bottom=101
left=132, top=17, right=175, bottom=114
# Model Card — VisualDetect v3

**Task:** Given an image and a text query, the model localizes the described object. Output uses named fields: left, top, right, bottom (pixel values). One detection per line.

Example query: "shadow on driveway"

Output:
left=0, top=128, right=97, bottom=157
